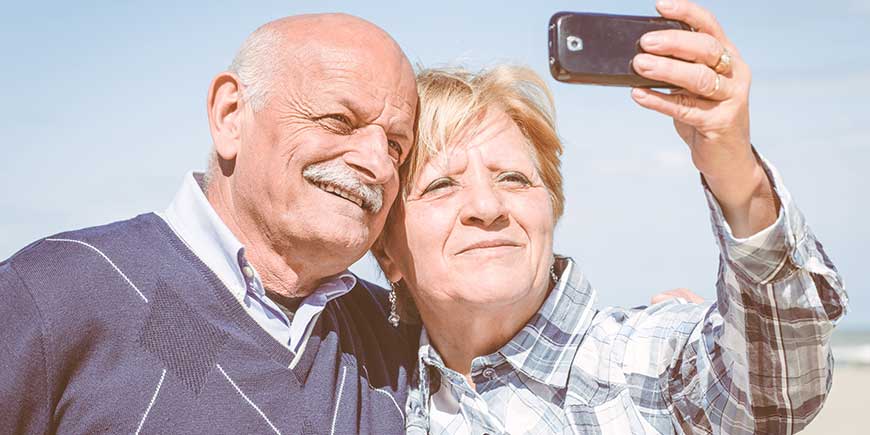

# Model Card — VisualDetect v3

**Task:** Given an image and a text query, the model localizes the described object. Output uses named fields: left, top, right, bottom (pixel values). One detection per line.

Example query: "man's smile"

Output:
left=310, top=180, right=368, bottom=210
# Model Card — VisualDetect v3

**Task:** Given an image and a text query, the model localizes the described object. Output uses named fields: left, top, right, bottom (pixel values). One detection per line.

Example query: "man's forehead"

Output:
left=303, top=73, right=415, bottom=118
left=294, top=38, right=407, bottom=77
left=292, top=45, right=416, bottom=115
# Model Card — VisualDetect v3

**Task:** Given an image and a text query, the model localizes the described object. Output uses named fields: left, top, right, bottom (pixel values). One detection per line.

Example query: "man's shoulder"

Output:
left=351, top=276, right=392, bottom=316
left=341, top=275, right=415, bottom=338
left=1, top=213, right=172, bottom=299
left=340, top=276, right=420, bottom=362
left=4, top=213, right=164, bottom=267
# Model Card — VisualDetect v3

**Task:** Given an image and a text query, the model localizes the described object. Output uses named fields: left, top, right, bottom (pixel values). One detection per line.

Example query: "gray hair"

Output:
left=228, top=27, right=282, bottom=112
left=205, top=27, right=282, bottom=188
left=302, top=160, right=384, bottom=214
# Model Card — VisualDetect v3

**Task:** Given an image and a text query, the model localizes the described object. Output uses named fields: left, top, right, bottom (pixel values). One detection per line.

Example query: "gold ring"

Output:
left=713, top=48, right=732, bottom=74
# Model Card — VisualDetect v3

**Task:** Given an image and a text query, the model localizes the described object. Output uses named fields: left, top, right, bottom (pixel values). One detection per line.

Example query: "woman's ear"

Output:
left=207, top=72, right=245, bottom=162
left=370, top=238, right=403, bottom=283
left=372, top=237, right=422, bottom=325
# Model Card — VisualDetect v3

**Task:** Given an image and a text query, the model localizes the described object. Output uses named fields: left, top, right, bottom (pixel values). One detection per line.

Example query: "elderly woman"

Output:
left=372, top=1, right=847, bottom=434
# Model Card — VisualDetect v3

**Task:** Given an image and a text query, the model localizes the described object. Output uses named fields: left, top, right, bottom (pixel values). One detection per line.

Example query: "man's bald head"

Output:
left=228, top=13, right=412, bottom=112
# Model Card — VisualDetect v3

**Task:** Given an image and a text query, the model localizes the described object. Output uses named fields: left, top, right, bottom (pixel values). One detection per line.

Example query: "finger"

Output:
left=671, top=288, right=705, bottom=303
left=640, top=30, right=727, bottom=72
left=632, top=54, right=730, bottom=100
left=631, top=87, right=718, bottom=127
left=650, top=294, right=670, bottom=305
left=655, top=0, right=730, bottom=46
left=651, top=288, right=705, bottom=305
left=685, top=293, right=705, bottom=303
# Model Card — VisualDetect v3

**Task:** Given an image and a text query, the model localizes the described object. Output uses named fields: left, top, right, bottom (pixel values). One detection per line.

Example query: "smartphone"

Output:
left=548, top=12, right=691, bottom=88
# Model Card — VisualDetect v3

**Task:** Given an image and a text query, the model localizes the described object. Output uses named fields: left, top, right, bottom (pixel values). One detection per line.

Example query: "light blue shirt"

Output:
left=158, top=172, right=356, bottom=366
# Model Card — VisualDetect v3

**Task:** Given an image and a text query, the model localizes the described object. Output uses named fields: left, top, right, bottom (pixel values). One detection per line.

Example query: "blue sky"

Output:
left=1, top=1, right=867, bottom=328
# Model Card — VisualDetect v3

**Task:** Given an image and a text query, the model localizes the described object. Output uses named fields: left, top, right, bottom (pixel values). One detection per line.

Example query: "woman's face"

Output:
left=380, top=108, right=555, bottom=310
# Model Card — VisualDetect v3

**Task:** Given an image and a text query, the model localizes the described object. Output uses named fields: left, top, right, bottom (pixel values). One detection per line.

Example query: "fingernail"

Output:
left=641, top=33, right=661, bottom=48
left=633, top=55, right=655, bottom=71
left=631, top=88, right=647, bottom=99
left=657, top=0, right=674, bottom=11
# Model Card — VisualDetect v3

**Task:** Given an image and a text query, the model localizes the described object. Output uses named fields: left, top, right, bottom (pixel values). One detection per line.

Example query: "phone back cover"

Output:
left=549, top=12, right=688, bottom=87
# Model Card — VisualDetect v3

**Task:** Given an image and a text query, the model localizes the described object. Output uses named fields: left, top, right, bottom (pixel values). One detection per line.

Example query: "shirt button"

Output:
left=242, top=265, right=254, bottom=279
left=482, top=367, right=496, bottom=379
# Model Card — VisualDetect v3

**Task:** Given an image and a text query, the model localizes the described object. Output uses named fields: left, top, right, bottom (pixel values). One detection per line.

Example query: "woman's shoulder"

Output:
left=573, top=301, right=712, bottom=380
left=591, top=300, right=710, bottom=331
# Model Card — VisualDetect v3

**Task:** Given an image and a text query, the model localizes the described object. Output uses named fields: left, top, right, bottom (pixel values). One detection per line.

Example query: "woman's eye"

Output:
left=421, top=177, right=455, bottom=195
left=497, top=171, right=531, bottom=186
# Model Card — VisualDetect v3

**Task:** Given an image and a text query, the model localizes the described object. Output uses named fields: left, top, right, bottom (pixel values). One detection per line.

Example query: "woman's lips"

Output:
left=456, top=239, right=522, bottom=255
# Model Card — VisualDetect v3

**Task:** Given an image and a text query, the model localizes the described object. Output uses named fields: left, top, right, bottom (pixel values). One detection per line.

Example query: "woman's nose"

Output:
left=459, top=182, right=508, bottom=228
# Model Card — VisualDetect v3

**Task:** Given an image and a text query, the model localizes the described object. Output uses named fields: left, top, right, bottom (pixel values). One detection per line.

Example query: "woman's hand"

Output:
left=631, top=0, right=777, bottom=238
left=651, top=288, right=705, bottom=305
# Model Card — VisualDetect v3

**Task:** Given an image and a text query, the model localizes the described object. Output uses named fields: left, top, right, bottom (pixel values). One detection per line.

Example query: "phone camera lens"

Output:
left=566, top=36, right=584, bottom=52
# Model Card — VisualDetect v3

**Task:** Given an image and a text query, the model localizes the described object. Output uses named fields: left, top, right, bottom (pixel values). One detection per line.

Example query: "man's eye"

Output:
left=388, top=140, right=403, bottom=162
left=421, top=177, right=456, bottom=195
left=316, top=114, right=354, bottom=134
left=497, top=171, right=531, bottom=186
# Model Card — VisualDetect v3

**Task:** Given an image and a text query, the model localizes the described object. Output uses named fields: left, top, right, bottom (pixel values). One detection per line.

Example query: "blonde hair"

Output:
left=402, top=65, right=565, bottom=220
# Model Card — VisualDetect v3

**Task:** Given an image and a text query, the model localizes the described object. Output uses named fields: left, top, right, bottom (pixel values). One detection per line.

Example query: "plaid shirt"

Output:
left=406, top=157, right=848, bottom=435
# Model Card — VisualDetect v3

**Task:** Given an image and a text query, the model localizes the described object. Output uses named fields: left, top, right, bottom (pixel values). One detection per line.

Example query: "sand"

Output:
left=800, top=366, right=870, bottom=434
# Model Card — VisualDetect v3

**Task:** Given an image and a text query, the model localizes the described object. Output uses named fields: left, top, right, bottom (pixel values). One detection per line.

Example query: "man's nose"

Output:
left=459, top=181, right=509, bottom=228
left=342, top=125, right=395, bottom=185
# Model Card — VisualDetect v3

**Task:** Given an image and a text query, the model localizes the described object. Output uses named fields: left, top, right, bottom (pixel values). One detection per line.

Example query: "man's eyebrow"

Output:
left=314, top=99, right=355, bottom=118
left=390, top=129, right=413, bottom=142
left=388, top=108, right=416, bottom=141
left=338, top=97, right=414, bottom=141
left=333, top=96, right=378, bottom=123
left=339, top=99, right=364, bottom=118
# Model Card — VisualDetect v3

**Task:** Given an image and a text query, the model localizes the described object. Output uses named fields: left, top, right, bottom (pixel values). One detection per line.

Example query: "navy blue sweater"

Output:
left=0, top=213, right=414, bottom=434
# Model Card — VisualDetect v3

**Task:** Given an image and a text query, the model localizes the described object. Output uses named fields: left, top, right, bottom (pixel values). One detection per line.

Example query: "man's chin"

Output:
left=284, top=203, right=385, bottom=262
left=313, top=224, right=375, bottom=256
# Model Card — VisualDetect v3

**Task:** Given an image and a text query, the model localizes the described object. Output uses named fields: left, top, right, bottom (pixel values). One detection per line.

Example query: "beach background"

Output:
left=801, top=329, right=870, bottom=435
left=1, top=1, right=866, bottom=433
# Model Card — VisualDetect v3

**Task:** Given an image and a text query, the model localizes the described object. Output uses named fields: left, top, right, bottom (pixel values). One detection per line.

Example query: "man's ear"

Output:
left=207, top=72, right=245, bottom=162
left=370, top=239, right=403, bottom=284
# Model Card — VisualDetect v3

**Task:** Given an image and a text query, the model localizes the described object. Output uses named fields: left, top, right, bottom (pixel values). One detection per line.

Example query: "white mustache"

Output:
left=302, top=161, right=384, bottom=214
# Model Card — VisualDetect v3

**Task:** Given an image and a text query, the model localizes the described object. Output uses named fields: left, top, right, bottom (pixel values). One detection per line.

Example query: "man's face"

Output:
left=231, top=40, right=417, bottom=271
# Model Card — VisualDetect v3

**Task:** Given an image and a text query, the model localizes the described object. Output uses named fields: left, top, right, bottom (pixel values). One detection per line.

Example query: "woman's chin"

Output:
left=417, top=259, right=549, bottom=309
left=451, top=278, right=538, bottom=307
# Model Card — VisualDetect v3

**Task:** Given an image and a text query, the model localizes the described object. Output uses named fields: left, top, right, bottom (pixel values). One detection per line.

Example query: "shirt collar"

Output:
left=499, top=256, right=597, bottom=387
left=158, top=171, right=358, bottom=305
left=417, top=256, right=597, bottom=389
left=161, top=172, right=248, bottom=300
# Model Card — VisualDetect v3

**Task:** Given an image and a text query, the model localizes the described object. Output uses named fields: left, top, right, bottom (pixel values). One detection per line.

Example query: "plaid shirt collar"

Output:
left=417, top=256, right=598, bottom=389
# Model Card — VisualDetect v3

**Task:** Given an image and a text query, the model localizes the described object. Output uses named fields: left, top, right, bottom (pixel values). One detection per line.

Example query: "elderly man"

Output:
left=0, top=14, right=417, bottom=434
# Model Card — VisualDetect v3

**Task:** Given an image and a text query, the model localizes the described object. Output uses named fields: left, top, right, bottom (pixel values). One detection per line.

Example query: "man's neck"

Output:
left=205, top=178, right=327, bottom=298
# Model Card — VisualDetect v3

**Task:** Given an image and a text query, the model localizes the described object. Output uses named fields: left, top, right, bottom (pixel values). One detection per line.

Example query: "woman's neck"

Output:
left=417, top=281, right=552, bottom=385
